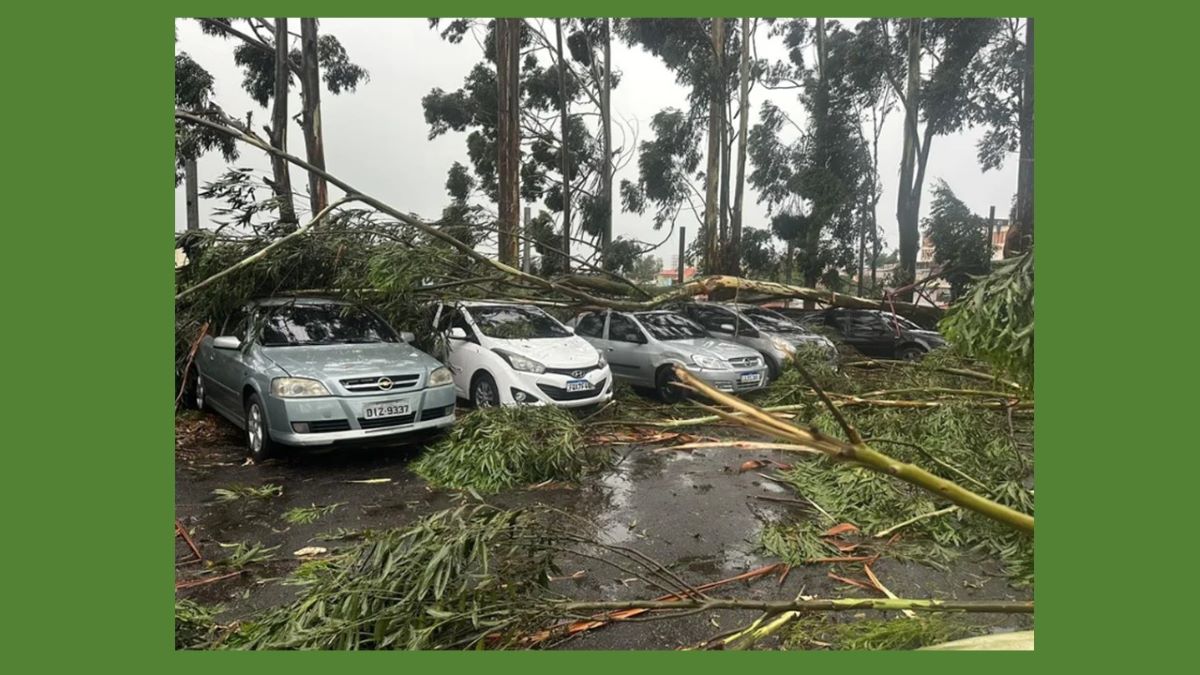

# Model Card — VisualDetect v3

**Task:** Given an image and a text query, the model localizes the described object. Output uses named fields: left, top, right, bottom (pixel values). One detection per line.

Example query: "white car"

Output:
left=431, top=300, right=614, bottom=408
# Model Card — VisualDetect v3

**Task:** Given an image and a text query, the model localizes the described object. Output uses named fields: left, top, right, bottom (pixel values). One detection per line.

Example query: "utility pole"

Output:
left=677, top=227, right=686, bottom=285
left=185, top=158, right=199, bottom=231
left=522, top=206, right=532, bottom=273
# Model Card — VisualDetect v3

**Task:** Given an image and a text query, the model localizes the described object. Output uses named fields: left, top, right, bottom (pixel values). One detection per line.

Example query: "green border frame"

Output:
left=7, top=0, right=1194, bottom=668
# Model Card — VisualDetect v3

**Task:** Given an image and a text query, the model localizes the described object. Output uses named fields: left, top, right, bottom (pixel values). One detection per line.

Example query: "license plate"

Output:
left=363, top=400, right=410, bottom=419
left=565, top=379, right=591, bottom=393
left=739, top=372, right=762, bottom=384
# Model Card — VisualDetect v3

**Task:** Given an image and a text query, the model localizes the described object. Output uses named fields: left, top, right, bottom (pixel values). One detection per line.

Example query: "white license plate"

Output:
left=565, top=379, right=591, bottom=393
left=362, top=401, right=410, bottom=419
left=739, top=372, right=762, bottom=384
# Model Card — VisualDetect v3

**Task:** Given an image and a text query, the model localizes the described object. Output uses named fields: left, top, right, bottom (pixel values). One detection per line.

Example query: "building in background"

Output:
left=915, top=218, right=1011, bottom=308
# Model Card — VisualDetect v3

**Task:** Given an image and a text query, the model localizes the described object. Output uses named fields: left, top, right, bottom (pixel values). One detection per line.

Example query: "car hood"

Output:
left=261, top=342, right=437, bottom=378
left=768, top=330, right=836, bottom=349
left=488, top=336, right=602, bottom=368
left=661, top=337, right=762, bottom=360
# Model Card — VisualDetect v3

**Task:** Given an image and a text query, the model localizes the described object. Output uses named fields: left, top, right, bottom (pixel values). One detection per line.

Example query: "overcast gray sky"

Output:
left=174, top=18, right=1017, bottom=263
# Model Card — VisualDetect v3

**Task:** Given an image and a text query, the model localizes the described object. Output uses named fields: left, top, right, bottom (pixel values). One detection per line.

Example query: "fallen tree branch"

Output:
left=558, top=597, right=1032, bottom=614
left=830, top=395, right=1032, bottom=410
left=858, top=386, right=1025, bottom=399
left=175, top=196, right=355, bottom=300
left=874, top=506, right=959, bottom=539
left=671, top=366, right=1035, bottom=534
left=843, top=359, right=1024, bottom=390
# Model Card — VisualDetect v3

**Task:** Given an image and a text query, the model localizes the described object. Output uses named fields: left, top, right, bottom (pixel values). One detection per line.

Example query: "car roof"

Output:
left=249, top=296, right=350, bottom=307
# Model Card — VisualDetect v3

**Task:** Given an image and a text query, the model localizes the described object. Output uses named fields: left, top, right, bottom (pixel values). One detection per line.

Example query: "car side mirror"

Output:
left=399, top=331, right=416, bottom=343
left=448, top=327, right=468, bottom=340
left=213, top=336, right=241, bottom=350
left=719, top=323, right=735, bottom=332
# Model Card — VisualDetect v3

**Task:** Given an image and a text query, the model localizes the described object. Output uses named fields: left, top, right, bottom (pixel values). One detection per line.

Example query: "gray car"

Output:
left=193, top=297, right=456, bottom=460
left=666, top=302, right=838, bottom=378
left=571, top=310, right=769, bottom=401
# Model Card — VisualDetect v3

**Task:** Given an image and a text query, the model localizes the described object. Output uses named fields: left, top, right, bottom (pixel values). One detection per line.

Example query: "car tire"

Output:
left=656, top=366, right=685, bottom=403
left=244, top=393, right=279, bottom=462
left=764, top=355, right=782, bottom=380
left=190, top=368, right=207, bottom=411
left=897, top=345, right=926, bottom=361
left=470, top=371, right=500, bottom=408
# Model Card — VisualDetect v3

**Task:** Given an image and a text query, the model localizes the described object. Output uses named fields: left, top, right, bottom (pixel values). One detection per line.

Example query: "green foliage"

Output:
left=619, top=108, right=703, bottom=229
left=212, top=484, right=283, bottom=502
left=282, top=503, right=344, bottom=525
left=786, top=615, right=978, bottom=650
left=412, top=406, right=605, bottom=493
left=174, top=53, right=238, bottom=184
left=760, top=521, right=829, bottom=565
left=224, top=504, right=560, bottom=649
left=212, top=541, right=280, bottom=570
left=603, top=238, right=662, bottom=281
left=176, top=599, right=223, bottom=649
left=923, top=179, right=993, bottom=299
left=940, top=252, right=1033, bottom=386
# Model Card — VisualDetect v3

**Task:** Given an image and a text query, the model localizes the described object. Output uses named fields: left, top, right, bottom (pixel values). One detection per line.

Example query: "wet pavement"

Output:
left=175, top=408, right=1033, bottom=650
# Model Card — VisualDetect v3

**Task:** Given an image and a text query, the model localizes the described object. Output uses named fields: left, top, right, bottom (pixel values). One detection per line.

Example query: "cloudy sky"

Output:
left=174, top=18, right=1017, bottom=264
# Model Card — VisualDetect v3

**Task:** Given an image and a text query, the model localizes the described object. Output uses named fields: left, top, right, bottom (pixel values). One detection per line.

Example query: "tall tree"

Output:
left=1011, top=18, right=1034, bottom=256
left=923, top=179, right=992, bottom=299
left=702, top=19, right=725, bottom=274
left=268, top=18, right=297, bottom=228
left=555, top=19, right=572, bottom=271
left=600, top=19, right=614, bottom=257
left=299, top=19, right=327, bottom=214
left=196, top=18, right=367, bottom=219
left=730, top=17, right=752, bottom=276
left=174, top=53, right=239, bottom=186
left=495, top=18, right=522, bottom=265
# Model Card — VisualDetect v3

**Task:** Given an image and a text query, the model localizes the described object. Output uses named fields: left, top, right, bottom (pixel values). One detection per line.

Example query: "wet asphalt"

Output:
left=175, top=406, right=1033, bottom=650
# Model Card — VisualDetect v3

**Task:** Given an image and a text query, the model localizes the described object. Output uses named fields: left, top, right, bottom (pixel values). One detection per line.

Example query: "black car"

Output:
left=786, top=308, right=947, bottom=360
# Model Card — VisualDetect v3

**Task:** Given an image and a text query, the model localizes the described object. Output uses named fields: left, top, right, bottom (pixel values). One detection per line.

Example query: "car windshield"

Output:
left=470, top=305, right=571, bottom=339
left=883, top=313, right=922, bottom=331
left=635, top=312, right=708, bottom=340
left=259, top=303, right=399, bottom=346
left=739, top=307, right=811, bottom=333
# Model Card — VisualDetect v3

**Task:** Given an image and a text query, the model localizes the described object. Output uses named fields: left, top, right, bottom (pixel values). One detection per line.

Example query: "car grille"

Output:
left=357, top=412, right=417, bottom=430
left=419, top=405, right=454, bottom=421
left=543, top=364, right=603, bottom=377
left=728, top=356, right=762, bottom=369
left=537, top=379, right=607, bottom=401
left=340, top=374, right=421, bottom=393
left=302, top=419, right=352, bottom=433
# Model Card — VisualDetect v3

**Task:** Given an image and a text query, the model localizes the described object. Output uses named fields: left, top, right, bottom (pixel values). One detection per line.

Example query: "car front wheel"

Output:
left=897, top=345, right=926, bottom=361
left=656, top=366, right=685, bottom=403
left=244, top=393, right=279, bottom=461
left=471, top=372, right=500, bottom=408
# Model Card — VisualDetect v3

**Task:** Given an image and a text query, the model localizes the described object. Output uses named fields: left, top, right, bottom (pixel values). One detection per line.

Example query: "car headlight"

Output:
left=493, top=349, right=546, bottom=374
left=770, top=336, right=796, bottom=355
left=271, top=377, right=330, bottom=398
left=596, top=351, right=607, bottom=368
left=691, top=354, right=730, bottom=370
left=428, top=366, right=453, bottom=387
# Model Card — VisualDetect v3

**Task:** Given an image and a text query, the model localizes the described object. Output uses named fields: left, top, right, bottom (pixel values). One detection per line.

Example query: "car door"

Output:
left=441, top=305, right=487, bottom=398
left=604, top=312, right=652, bottom=384
left=840, top=311, right=895, bottom=357
left=203, top=305, right=251, bottom=416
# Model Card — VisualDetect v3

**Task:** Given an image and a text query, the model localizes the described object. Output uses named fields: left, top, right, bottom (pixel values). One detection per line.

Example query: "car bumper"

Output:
left=265, top=384, right=457, bottom=446
left=686, top=364, right=770, bottom=393
left=500, top=367, right=615, bottom=408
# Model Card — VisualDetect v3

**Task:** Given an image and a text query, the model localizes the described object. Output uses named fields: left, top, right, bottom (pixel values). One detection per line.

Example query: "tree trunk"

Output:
left=730, top=17, right=750, bottom=278
left=269, top=17, right=297, bottom=228
left=555, top=19, right=572, bottom=273
left=1008, top=17, right=1034, bottom=258
left=857, top=198, right=866, bottom=296
left=714, top=19, right=729, bottom=274
left=600, top=18, right=614, bottom=260
left=299, top=18, right=328, bottom=215
left=702, top=19, right=723, bottom=274
left=495, top=18, right=521, bottom=266
left=784, top=240, right=794, bottom=285
left=185, top=157, right=200, bottom=231
left=895, top=18, right=921, bottom=298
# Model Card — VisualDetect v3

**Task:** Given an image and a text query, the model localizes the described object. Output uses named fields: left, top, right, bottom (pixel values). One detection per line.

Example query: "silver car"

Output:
left=193, top=298, right=456, bottom=460
left=571, top=310, right=769, bottom=401
left=666, top=302, right=838, bottom=378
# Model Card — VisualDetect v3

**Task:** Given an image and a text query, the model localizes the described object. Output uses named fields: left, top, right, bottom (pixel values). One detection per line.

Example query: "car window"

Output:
left=635, top=312, right=707, bottom=340
left=608, top=313, right=645, bottom=343
left=259, top=303, right=399, bottom=346
left=222, top=307, right=249, bottom=339
left=739, top=307, right=811, bottom=334
left=575, top=312, right=605, bottom=338
left=469, top=305, right=571, bottom=339
left=846, top=311, right=888, bottom=334
left=692, top=306, right=754, bottom=334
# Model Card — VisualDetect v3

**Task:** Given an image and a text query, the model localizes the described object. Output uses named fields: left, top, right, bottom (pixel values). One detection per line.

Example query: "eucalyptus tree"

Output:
left=617, top=18, right=755, bottom=274
left=196, top=18, right=368, bottom=222
left=922, top=179, right=992, bottom=300
left=749, top=19, right=870, bottom=300
left=174, top=53, right=239, bottom=186
left=853, top=18, right=999, bottom=298
left=424, top=19, right=612, bottom=267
